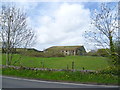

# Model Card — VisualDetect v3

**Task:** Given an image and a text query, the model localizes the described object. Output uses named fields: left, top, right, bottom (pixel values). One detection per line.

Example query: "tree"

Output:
left=97, top=48, right=110, bottom=57
left=0, top=5, right=35, bottom=65
left=85, top=3, right=119, bottom=66
left=114, top=40, right=120, bottom=65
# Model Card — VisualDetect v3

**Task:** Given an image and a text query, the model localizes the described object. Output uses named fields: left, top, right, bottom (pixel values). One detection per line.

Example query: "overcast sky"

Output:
left=1, top=0, right=118, bottom=52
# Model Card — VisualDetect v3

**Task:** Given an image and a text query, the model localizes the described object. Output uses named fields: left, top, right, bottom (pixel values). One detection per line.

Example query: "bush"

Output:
left=3, top=48, right=65, bottom=57
left=86, top=51, right=98, bottom=56
left=97, top=49, right=109, bottom=57
left=87, top=49, right=110, bottom=57
left=98, top=66, right=119, bottom=75
left=22, top=51, right=65, bottom=57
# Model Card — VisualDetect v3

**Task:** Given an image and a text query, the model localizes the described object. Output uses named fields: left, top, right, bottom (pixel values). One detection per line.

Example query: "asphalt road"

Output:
left=2, top=76, right=119, bottom=88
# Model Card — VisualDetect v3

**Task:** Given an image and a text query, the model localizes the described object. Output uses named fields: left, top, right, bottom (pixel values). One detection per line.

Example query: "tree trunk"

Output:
left=109, top=32, right=115, bottom=55
left=6, top=16, right=11, bottom=66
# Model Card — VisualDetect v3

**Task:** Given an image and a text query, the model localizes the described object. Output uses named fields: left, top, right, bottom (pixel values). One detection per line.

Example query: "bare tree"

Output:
left=85, top=3, right=119, bottom=66
left=0, top=5, right=35, bottom=65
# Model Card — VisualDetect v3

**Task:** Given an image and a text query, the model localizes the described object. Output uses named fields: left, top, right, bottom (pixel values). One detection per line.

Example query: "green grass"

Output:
left=2, top=54, right=109, bottom=70
left=3, top=68, right=119, bottom=85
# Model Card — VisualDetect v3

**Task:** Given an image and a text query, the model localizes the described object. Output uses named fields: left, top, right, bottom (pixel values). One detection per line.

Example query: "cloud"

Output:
left=1, top=2, right=117, bottom=51
left=2, top=0, right=119, bottom=2
left=34, top=3, right=91, bottom=51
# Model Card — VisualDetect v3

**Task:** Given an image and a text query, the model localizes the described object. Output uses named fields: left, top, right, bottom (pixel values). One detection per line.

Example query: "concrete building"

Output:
left=44, top=46, right=86, bottom=56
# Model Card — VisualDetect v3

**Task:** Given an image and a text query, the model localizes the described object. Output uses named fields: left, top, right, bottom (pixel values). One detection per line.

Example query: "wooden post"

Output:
left=41, top=61, right=44, bottom=68
left=67, top=64, right=69, bottom=70
left=42, top=61, right=44, bottom=68
left=72, top=61, right=74, bottom=70
left=83, top=67, right=85, bottom=70
left=42, top=60, right=44, bottom=68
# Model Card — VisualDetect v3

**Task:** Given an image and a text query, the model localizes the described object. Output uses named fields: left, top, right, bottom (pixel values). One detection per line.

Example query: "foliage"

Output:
left=97, top=49, right=110, bottom=57
left=2, top=48, right=65, bottom=57
left=23, top=51, right=65, bottom=57
left=87, top=49, right=109, bottom=57
left=86, top=50, right=98, bottom=56
left=113, top=40, right=120, bottom=66
left=85, top=3, right=119, bottom=67
left=2, top=68, right=119, bottom=85
left=0, top=5, right=34, bottom=65
left=98, top=66, right=119, bottom=76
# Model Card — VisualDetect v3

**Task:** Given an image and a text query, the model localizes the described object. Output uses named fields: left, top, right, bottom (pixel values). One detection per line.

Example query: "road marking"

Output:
left=2, top=76, right=119, bottom=88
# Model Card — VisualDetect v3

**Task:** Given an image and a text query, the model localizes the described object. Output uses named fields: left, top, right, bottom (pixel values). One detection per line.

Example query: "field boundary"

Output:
left=2, top=65, right=97, bottom=72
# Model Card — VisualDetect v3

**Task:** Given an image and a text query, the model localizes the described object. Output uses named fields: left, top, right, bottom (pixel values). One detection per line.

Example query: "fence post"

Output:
left=67, top=64, right=69, bottom=70
left=41, top=60, right=44, bottom=68
left=42, top=62, right=44, bottom=68
left=72, top=61, right=74, bottom=70
left=42, top=60, right=44, bottom=68
left=83, top=67, right=85, bottom=70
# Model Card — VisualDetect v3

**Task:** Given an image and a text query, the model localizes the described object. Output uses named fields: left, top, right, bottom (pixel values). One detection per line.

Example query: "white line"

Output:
left=2, top=76, right=119, bottom=88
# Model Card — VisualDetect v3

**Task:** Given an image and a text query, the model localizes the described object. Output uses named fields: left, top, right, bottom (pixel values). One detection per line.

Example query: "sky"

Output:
left=1, top=0, right=118, bottom=52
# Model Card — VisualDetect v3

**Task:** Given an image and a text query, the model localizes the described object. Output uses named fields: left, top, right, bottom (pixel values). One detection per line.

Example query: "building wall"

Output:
left=63, top=47, right=86, bottom=56
left=44, top=46, right=86, bottom=56
left=61, top=50, right=77, bottom=56
left=76, top=47, right=86, bottom=55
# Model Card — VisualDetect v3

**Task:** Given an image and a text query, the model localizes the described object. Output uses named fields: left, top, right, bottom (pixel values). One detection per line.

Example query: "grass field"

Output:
left=2, top=54, right=109, bottom=70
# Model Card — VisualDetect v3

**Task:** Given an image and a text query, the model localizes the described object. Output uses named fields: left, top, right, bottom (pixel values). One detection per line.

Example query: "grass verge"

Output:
left=2, top=68, right=119, bottom=85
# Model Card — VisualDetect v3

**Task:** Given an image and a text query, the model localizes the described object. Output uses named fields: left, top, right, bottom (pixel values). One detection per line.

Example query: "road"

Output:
left=2, top=76, right=119, bottom=88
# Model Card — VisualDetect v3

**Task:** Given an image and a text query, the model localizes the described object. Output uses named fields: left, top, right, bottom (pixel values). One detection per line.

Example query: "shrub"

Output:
left=22, top=51, right=65, bottom=57
left=3, top=48, right=65, bottom=57
left=97, top=49, right=109, bottom=57
left=87, top=52, right=98, bottom=56
left=86, top=51, right=98, bottom=56
left=98, top=66, right=119, bottom=75
left=87, top=49, right=110, bottom=57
